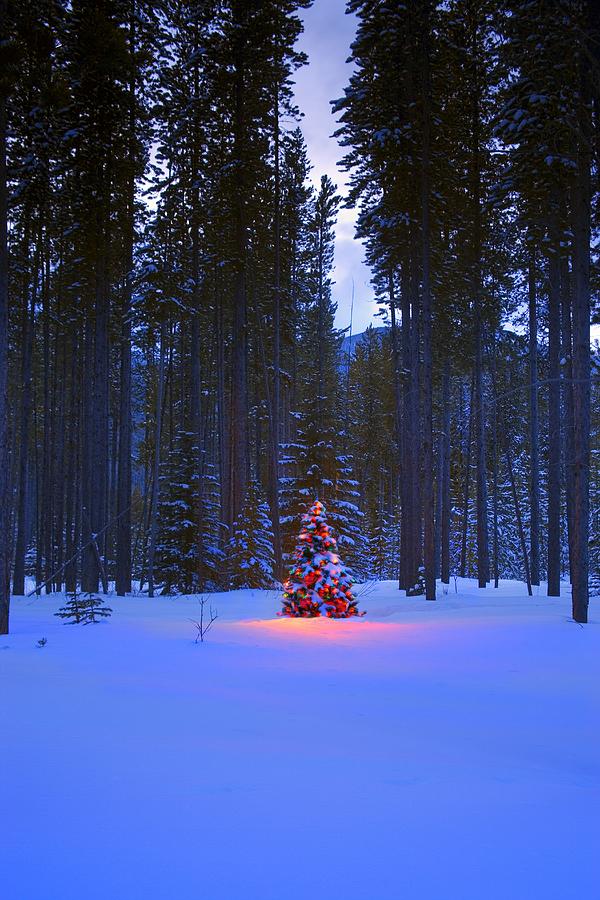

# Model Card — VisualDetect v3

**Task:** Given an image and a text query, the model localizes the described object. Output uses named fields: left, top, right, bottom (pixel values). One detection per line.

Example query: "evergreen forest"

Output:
left=1, top=0, right=599, bottom=632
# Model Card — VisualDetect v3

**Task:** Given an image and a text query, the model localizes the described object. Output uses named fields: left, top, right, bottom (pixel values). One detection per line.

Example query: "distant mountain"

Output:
left=340, top=326, right=387, bottom=360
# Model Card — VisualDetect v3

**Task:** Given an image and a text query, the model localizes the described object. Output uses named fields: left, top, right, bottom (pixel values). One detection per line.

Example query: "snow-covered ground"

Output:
left=1, top=579, right=598, bottom=900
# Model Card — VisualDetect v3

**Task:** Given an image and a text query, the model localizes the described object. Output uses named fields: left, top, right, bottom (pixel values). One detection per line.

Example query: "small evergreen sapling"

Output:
left=280, top=499, right=365, bottom=618
left=228, top=482, right=277, bottom=589
left=55, top=590, right=112, bottom=624
left=406, top=566, right=426, bottom=597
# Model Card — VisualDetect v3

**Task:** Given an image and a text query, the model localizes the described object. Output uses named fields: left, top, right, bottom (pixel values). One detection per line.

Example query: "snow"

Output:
left=1, top=579, right=598, bottom=900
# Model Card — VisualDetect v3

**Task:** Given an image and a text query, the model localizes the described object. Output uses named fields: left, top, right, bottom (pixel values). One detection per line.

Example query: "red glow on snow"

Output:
left=240, top=618, right=415, bottom=643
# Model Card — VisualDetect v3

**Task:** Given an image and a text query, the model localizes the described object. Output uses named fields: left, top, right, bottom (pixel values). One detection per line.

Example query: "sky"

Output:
left=292, top=0, right=378, bottom=335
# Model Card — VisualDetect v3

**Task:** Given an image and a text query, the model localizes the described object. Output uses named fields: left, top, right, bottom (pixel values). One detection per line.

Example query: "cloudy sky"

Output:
left=292, top=0, right=378, bottom=335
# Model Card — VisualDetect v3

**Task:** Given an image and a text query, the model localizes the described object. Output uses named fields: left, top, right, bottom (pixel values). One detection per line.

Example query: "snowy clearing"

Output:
left=1, top=579, right=598, bottom=900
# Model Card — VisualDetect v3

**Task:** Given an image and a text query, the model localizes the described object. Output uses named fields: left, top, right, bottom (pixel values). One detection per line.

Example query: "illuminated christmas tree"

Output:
left=280, top=499, right=365, bottom=618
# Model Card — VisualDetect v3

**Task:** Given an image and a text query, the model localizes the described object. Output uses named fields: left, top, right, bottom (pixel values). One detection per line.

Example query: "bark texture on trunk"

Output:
left=527, top=251, right=540, bottom=586
left=230, top=34, right=249, bottom=525
left=440, top=359, right=451, bottom=585
left=13, top=244, right=33, bottom=596
left=420, top=1, right=435, bottom=601
left=570, top=43, right=591, bottom=623
left=547, top=241, right=561, bottom=596
left=0, top=23, right=10, bottom=633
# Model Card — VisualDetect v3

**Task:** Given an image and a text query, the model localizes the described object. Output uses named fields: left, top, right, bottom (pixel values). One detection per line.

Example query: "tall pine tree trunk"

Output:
left=470, top=33, right=489, bottom=589
left=460, top=375, right=474, bottom=579
left=440, top=358, right=451, bottom=585
left=473, top=257, right=488, bottom=587
left=147, top=323, right=166, bottom=598
left=115, top=12, right=136, bottom=596
left=561, top=258, right=575, bottom=583
left=115, top=253, right=132, bottom=594
left=408, top=236, right=422, bottom=592
left=41, top=247, right=52, bottom=592
left=547, top=235, right=561, bottom=596
left=13, top=235, right=33, bottom=595
left=388, top=273, right=404, bottom=588
left=399, top=260, right=412, bottom=591
left=91, top=207, right=110, bottom=592
left=53, top=290, right=66, bottom=592
left=491, top=350, right=499, bottom=589
left=189, top=28, right=205, bottom=591
left=528, top=250, right=540, bottom=586
left=269, top=83, right=282, bottom=578
left=570, top=43, right=592, bottom=623
left=115, top=264, right=132, bottom=593
left=230, top=38, right=249, bottom=524
left=64, top=327, right=79, bottom=593
left=420, top=1, right=435, bottom=601
left=0, top=15, right=10, bottom=633
left=81, top=308, right=95, bottom=591
left=388, top=273, right=403, bottom=448
left=215, top=277, right=229, bottom=541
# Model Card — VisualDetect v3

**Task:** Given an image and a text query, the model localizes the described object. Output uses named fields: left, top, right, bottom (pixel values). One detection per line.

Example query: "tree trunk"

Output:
left=490, top=338, right=499, bottom=589
left=0, top=17, right=10, bottom=632
left=230, top=25, right=249, bottom=525
left=561, top=257, right=575, bottom=584
left=470, top=31, right=489, bottom=588
left=399, top=261, right=412, bottom=591
left=91, top=209, right=110, bottom=592
left=189, top=27, right=205, bottom=591
left=527, top=250, right=540, bottom=585
left=547, top=238, right=561, bottom=596
left=115, top=12, right=136, bottom=596
left=409, top=242, right=422, bottom=591
left=440, top=358, right=451, bottom=585
left=388, top=273, right=403, bottom=447
left=420, top=1, right=435, bottom=601
left=53, top=287, right=66, bottom=592
left=389, top=272, right=405, bottom=588
left=147, top=324, right=167, bottom=598
left=81, top=310, right=95, bottom=591
left=115, top=264, right=132, bottom=595
left=41, top=248, right=52, bottom=592
left=269, top=78, right=282, bottom=578
left=13, top=236, right=34, bottom=595
left=460, top=375, right=475, bottom=578
left=215, top=277, right=229, bottom=542
left=570, top=44, right=592, bottom=623
left=64, top=327, right=79, bottom=593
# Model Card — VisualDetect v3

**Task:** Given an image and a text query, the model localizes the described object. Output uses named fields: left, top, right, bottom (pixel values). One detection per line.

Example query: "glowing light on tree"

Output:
left=280, top=500, right=365, bottom=618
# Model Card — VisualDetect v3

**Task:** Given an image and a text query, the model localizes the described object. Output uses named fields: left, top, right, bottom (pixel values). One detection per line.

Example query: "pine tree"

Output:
left=369, top=511, right=400, bottom=581
left=228, top=482, right=276, bottom=589
left=155, top=430, right=199, bottom=595
left=156, top=429, right=224, bottom=594
left=55, top=590, right=112, bottom=624
left=227, top=481, right=275, bottom=590
left=280, top=500, right=365, bottom=618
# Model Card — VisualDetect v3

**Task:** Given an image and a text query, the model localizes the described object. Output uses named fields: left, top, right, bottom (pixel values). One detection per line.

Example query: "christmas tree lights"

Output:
left=280, top=500, right=365, bottom=618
